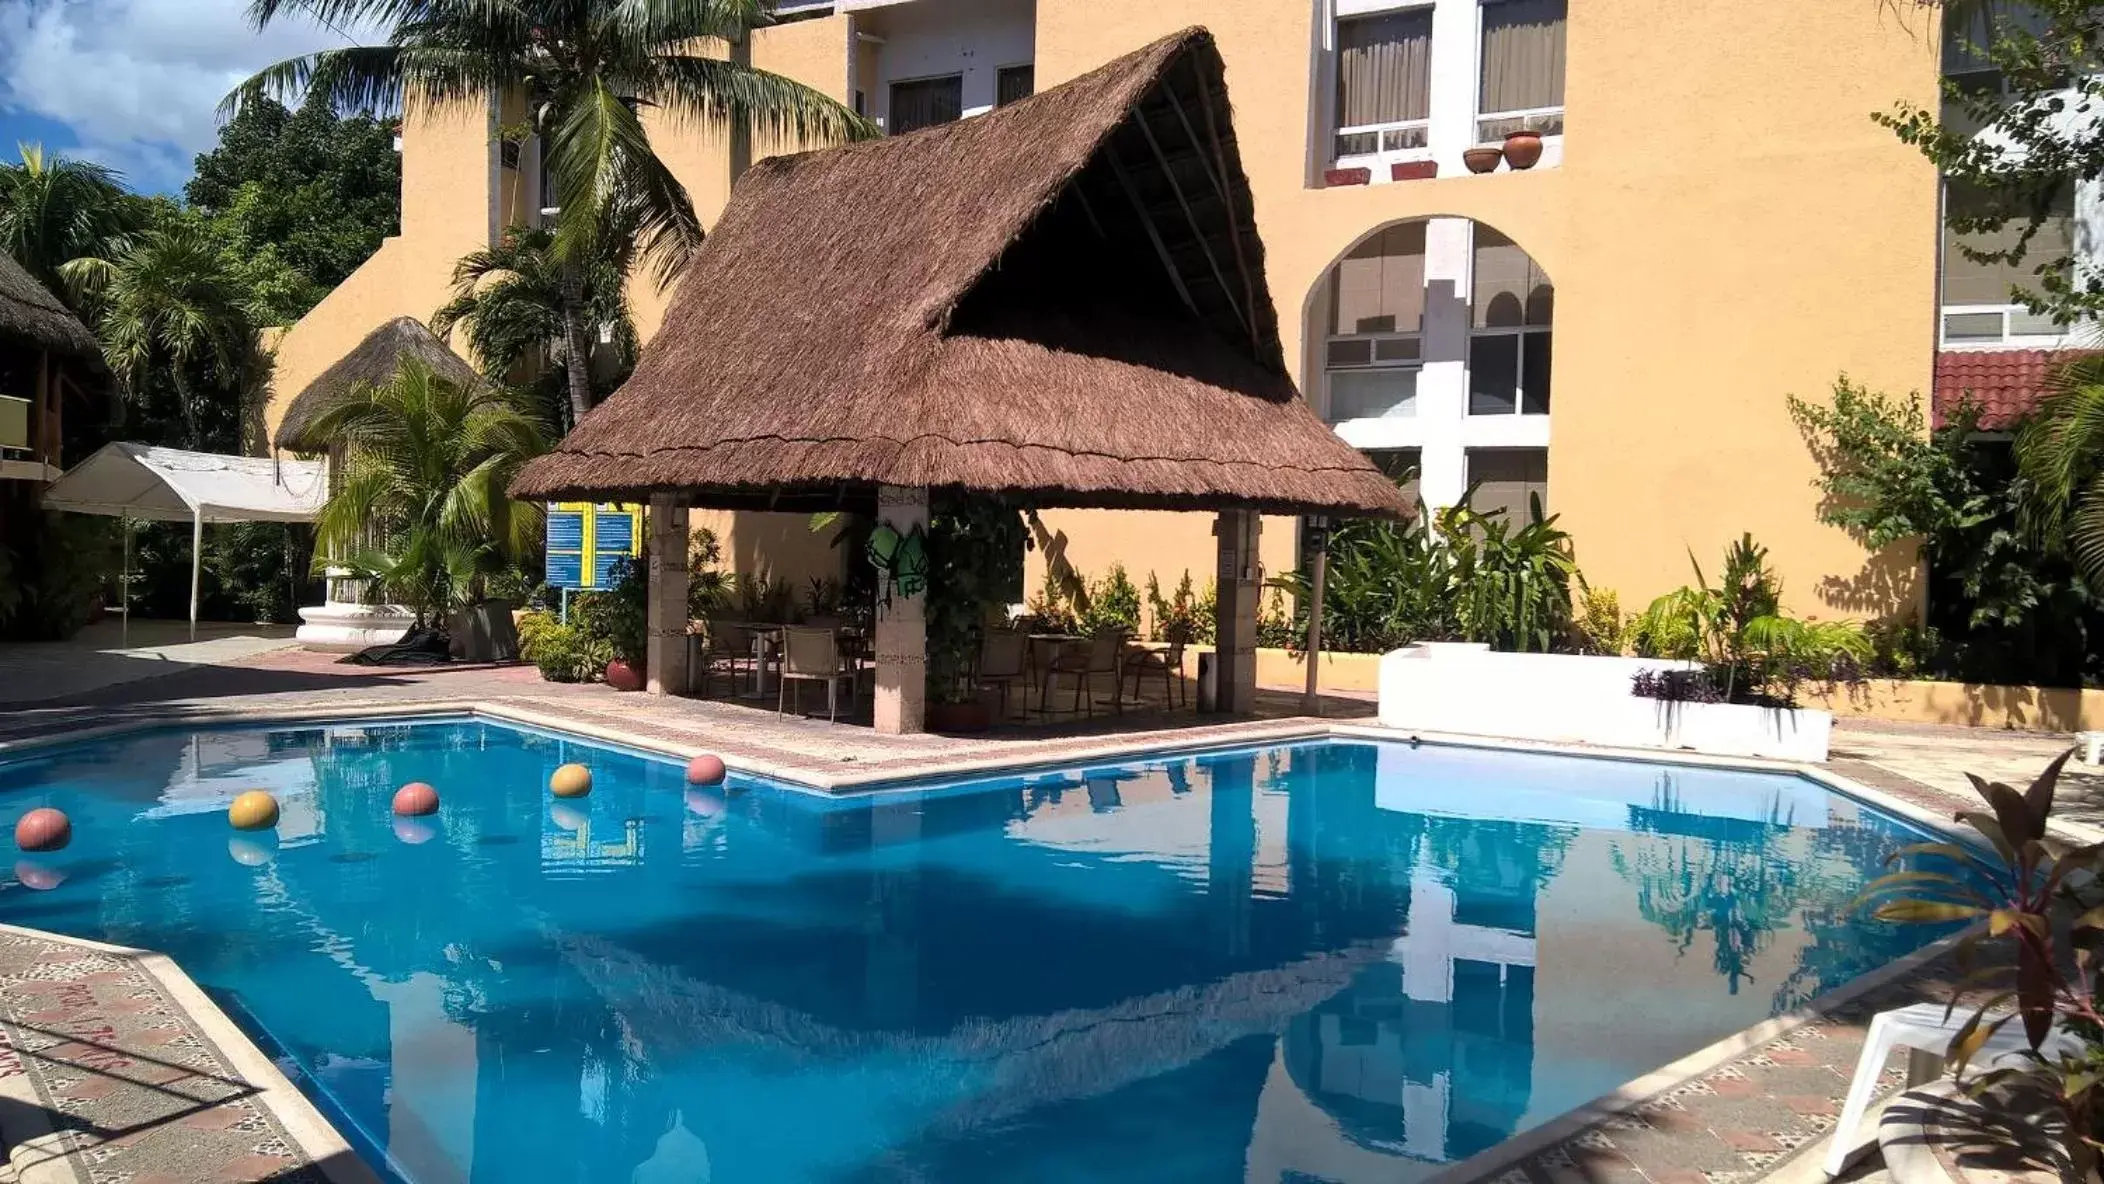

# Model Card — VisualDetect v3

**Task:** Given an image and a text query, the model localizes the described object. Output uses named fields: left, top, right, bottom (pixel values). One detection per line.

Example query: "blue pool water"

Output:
left=0, top=721, right=1950, bottom=1183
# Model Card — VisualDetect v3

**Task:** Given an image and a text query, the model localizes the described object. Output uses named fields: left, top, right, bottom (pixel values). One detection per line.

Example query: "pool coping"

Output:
left=0, top=698, right=2016, bottom=1184
left=0, top=922, right=380, bottom=1184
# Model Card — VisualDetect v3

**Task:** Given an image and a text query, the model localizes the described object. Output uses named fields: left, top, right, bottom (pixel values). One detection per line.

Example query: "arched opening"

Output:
left=1306, top=217, right=1553, bottom=523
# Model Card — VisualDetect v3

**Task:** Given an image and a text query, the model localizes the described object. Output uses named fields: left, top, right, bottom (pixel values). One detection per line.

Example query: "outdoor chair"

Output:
left=977, top=628, right=1028, bottom=719
left=1041, top=631, right=1126, bottom=717
left=1125, top=637, right=1189, bottom=709
left=691, top=619, right=758, bottom=697
left=779, top=626, right=855, bottom=723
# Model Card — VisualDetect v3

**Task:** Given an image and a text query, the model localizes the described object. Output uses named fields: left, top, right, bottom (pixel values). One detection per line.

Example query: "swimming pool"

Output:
left=0, top=719, right=1950, bottom=1183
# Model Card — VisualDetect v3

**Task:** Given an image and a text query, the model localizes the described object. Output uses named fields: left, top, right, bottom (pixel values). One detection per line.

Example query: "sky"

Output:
left=0, top=0, right=388, bottom=196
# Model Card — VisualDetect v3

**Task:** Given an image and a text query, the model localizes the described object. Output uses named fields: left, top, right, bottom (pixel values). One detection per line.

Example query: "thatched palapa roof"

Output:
left=275, top=316, right=480, bottom=451
left=513, top=28, right=1407, bottom=519
left=0, top=251, right=99, bottom=361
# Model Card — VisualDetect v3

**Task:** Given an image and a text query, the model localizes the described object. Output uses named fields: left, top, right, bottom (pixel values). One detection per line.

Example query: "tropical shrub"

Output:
left=923, top=496, right=1027, bottom=704
left=1080, top=564, right=1142, bottom=636
left=519, top=612, right=608, bottom=683
left=1569, top=578, right=1629, bottom=655
left=0, top=513, right=117, bottom=641
left=1021, top=566, right=1081, bottom=634
left=1864, top=747, right=2103, bottom=1181
left=1146, top=570, right=1206, bottom=643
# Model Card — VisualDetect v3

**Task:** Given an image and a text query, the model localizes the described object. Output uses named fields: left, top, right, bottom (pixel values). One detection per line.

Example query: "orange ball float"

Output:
left=685, top=755, right=727, bottom=786
left=13, top=860, right=63, bottom=891
left=228, top=790, right=280, bottom=831
left=392, top=782, right=440, bottom=817
left=392, top=817, right=437, bottom=846
left=14, top=807, right=70, bottom=853
left=550, top=763, right=593, bottom=798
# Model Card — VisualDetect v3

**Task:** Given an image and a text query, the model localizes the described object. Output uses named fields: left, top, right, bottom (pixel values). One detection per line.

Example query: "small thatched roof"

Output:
left=514, top=28, right=1406, bottom=519
left=274, top=316, right=480, bottom=451
left=0, top=251, right=99, bottom=361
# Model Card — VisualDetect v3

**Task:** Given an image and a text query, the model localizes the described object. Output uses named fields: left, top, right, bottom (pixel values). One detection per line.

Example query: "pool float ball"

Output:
left=14, top=807, right=70, bottom=853
left=550, top=763, right=593, bottom=798
left=13, top=860, right=63, bottom=890
left=228, top=790, right=280, bottom=831
left=549, top=803, right=589, bottom=832
left=685, top=755, right=727, bottom=786
left=227, top=835, right=277, bottom=867
left=392, top=817, right=437, bottom=846
left=392, top=782, right=440, bottom=817
left=683, top=788, right=726, bottom=819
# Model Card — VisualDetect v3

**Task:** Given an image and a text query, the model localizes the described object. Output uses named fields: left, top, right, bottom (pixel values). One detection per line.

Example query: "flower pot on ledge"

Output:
left=1390, top=160, right=1437, bottom=182
left=1323, top=166, right=1372, bottom=187
left=1502, top=130, right=1544, bottom=170
left=1462, top=147, right=1503, bottom=174
left=605, top=658, right=645, bottom=692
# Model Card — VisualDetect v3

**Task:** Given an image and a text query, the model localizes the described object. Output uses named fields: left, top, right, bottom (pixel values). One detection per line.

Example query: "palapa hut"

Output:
left=273, top=316, right=479, bottom=453
left=1, top=251, right=103, bottom=543
left=511, top=27, right=1409, bottom=731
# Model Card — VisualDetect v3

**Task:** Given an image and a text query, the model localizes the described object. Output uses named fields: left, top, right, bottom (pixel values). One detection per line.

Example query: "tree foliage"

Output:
left=2016, top=353, right=2104, bottom=589
left=0, top=144, right=147, bottom=300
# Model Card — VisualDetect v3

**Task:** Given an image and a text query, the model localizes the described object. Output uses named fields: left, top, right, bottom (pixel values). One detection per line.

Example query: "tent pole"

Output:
left=189, top=509, right=202, bottom=643
left=121, top=519, right=131, bottom=649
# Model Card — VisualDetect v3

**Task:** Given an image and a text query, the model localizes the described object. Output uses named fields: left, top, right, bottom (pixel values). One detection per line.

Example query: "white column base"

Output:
left=295, top=602, right=417, bottom=652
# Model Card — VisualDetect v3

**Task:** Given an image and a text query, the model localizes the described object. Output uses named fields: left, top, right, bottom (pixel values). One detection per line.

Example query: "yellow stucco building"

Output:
left=262, top=0, right=2012, bottom=620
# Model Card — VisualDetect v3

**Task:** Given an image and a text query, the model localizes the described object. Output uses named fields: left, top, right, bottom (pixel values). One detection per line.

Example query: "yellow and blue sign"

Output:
left=546, top=502, right=642, bottom=590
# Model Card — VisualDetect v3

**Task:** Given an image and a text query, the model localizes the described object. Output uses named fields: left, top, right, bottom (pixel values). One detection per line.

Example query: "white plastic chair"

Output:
left=1824, top=1002, right=2080, bottom=1176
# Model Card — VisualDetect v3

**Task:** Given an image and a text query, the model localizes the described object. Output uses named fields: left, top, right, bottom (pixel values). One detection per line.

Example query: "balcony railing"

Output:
left=1334, top=117, right=1431, bottom=167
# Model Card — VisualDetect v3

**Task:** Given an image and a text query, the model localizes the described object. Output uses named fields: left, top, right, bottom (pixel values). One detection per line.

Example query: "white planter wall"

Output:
left=1376, top=643, right=1834, bottom=762
left=296, top=601, right=415, bottom=652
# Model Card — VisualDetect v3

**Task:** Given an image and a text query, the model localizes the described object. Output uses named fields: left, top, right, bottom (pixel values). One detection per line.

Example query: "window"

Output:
left=889, top=75, right=963, bottom=135
left=997, top=64, right=1035, bottom=107
left=1942, top=179, right=2075, bottom=341
left=1364, top=448, right=1423, bottom=505
left=1466, top=448, right=1549, bottom=523
left=1325, top=223, right=1426, bottom=421
left=1477, top=0, right=1566, bottom=143
left=1333, top=7, right=1433, bottom=162
left=1468, top=226, right=1552, bottom=415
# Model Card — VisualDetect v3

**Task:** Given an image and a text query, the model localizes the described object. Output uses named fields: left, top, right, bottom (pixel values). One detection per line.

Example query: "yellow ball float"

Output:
left=549, top=763, right=593, bottom=799
left=228, top=790, right=280, bottom=831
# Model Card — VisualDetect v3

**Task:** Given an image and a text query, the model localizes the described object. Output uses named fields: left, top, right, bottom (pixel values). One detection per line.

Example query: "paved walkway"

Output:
left=0, top=620, right=297, bottom=710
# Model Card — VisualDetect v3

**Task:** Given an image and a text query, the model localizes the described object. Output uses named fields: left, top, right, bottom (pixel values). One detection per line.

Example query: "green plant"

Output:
left=0, top=513, right=118, bottom=641
left=1079, top=564, right=1141, bottom=636
left=1146, top=570, right=1205, bottom=643
left=203, top=522, right=315, bottom=624
left=0, top=143, right=147, bottom=298
left=309, top=358, right=548, bottom=625
left=519, top=611, right=609, bottom=683
left=1256, top=587, right=1299, bottom=650
left=688, top=528, right=732, bottom=619
left=1865, top=747, right=2104, bottom=1180
left=734, top=571, right=794, bottom=625
left=2018, top=354, right=2104, bottom=592
left=1022, top=565, right=1080, bottom=634
left=590, top=555, right=649, bottom=666
left=233, top=0, right=872, bottom=426
left=923, top=496, right=1027, bottom=704
left=1570, top=576, right=1629, bottom=655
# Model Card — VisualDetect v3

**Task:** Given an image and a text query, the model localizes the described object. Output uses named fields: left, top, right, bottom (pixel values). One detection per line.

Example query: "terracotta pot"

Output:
left=1502, top=131, right=1544, bottom=170
left=605, top=658, right=645, bottom=692
left=1462, top=147, right=1503, bottom=175
left=927, top=700, right=993, bottom=733
left=1390, top=160, right=1438, bottom=182
left=1323, top=166, right=1372, bottom=187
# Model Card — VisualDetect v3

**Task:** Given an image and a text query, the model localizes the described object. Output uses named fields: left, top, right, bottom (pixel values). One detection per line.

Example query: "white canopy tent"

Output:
left=41, top=442, right=328, bottom=642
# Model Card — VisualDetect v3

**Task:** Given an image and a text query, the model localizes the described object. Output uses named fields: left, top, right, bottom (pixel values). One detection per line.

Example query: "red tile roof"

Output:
left=1934, top=348, right=2096, bottom=430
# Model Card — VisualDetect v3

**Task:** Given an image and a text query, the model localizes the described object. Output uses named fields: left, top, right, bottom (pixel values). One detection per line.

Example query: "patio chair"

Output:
left=779, top=626, right=855, bottom=723
left=977, top=628, right=1028, bottom=719
left=690, top=619, right=758, bottom=697
left=1041, top=631, right=1126, bottom=717
left=1125, top=637, right=1189, bottom=708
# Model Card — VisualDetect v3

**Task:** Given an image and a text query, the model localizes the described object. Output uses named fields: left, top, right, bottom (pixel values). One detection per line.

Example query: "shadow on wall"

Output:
left=1817, top=679, right=2101, bottom=733
left=728, top=511, right=846, bottom=594
left=1816, top=541, right=1920, bottom=618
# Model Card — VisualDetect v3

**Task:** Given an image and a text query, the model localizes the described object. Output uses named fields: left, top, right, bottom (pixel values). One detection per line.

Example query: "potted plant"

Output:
left=921, top=496, right=1027, bottom=733
left=586, top=555, right=649, bottom=690
left=1463, top=146, right=1503, bottom=174
left=1502, top=129, right=1544, bottom=170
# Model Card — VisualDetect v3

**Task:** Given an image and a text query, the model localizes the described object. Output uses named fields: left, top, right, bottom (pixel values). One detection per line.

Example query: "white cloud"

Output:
left=0, top=0, right=390, bottom=193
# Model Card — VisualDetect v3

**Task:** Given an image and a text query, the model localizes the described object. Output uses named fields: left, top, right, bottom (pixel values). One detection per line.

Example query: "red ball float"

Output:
left=14, top=807, right=70, bottom=853
left=13, top=860, right=63, bottom=890
left=392, top=817, right=437, bottom=846
left=685, top=755, right=727, bottom=786
left=392, top=782, right=440, bottom=817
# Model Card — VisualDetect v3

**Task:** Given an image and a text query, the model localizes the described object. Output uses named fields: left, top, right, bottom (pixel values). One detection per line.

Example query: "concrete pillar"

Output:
left=1211, top=510, right=1261, bottom=714
left=873, top=485, right=929, bottom=734
left=646, top=495, right=689, bottom=697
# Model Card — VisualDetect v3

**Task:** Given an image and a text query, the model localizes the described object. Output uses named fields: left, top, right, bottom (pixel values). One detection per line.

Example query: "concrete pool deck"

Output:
left=0, top=646, right=2083, bottom=1183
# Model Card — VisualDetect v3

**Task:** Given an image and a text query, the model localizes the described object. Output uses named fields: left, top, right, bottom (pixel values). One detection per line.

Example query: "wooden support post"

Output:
left=1302, top=517, right=1329, bottom=717
left=646, top=495, right=690, bottom=696
left=1210, top=509, right=1261, bottom=714
left=873, top=484, right=929, bottom=735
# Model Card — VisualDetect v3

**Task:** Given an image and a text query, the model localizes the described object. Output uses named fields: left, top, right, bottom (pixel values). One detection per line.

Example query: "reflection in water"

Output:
left=2, top=726, right=1952, bottom=1183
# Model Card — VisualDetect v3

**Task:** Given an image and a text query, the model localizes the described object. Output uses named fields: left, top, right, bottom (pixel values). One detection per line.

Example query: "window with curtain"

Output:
left=889, top=75, right=963, bottom=135
left=1466, top=448, right=1549, bottom=522
left=1334, top=8, right=1433, bottom=159
left=1325, top=222, right=1427, bottom=421
left=1468, top=225, right=1553, bottom=416
left=997, top=64, right=1035, bottom=107
left=1477, top=0, right=1567, bottom=142
left=1942, top=179, right=2075, bottom=338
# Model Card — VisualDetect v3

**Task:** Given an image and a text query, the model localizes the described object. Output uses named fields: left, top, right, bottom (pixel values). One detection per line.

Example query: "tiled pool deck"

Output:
left=0, top=647, right=2083, bottom=1184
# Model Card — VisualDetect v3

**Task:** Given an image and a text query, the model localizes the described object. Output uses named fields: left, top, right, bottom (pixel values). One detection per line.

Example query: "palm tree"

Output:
left=310, top=357, right=547, bottom=624
left=430, top=225, right=636, bottom=433
left=2016, top=354, right=2104, bottom=588
left=230, top=0, right=876, bottom=428
left=0, top=143, right=145, bottom=297
left=62, top=219, right=261, bottom=449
